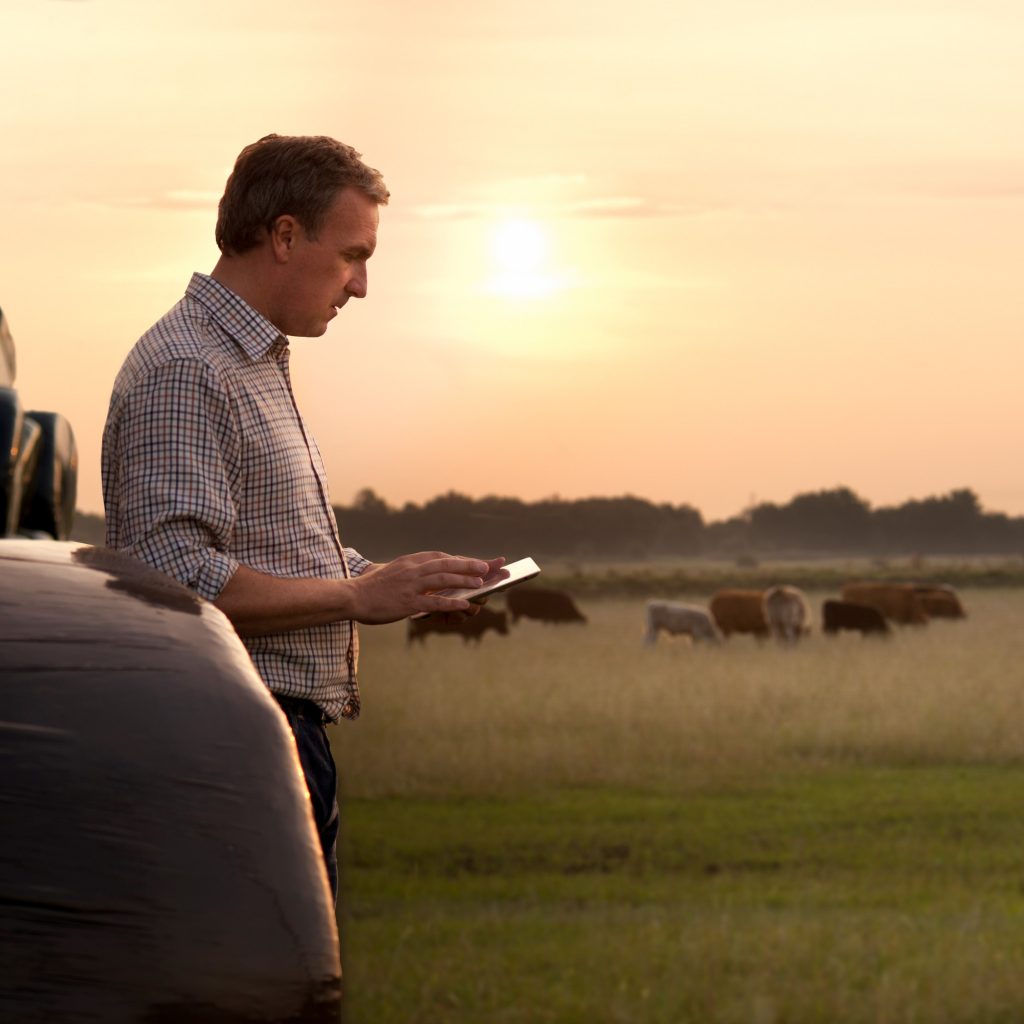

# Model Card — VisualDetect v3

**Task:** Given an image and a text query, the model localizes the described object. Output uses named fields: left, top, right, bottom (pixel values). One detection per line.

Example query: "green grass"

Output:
left=332, top=590, right=1024, bottom=1022
left=338, top=769, right=1024, bottom=1023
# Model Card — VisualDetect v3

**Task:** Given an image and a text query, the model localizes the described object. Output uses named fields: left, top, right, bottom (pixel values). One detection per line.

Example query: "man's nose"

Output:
left=346, top=263, right=368, bottom=299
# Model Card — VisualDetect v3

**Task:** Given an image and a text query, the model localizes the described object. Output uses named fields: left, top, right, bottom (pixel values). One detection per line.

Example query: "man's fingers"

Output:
left=359, top=552, right=508, bottom=623
left=394, top=552, right=491, bottom=576
left=403, top=550, right=449, bottom=565
left=418, top=595, right=473, bottom=615
left=417, top=558, right=491, bottom=579
left=421, top=572, right=485, bottom=592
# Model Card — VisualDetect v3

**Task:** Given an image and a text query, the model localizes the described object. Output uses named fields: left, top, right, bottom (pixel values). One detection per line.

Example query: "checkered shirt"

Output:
left=101, top=272, right=369, bottom=721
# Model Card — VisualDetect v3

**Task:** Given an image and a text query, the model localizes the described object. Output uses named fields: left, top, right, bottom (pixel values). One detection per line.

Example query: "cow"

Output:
left=913, top=584, right=967, bottom=619
left=822, top=599, right=890, bottom=637
left=407, top=606, right=509, bottom=644
left=839, top=582, right=929, bottom=625
left=643, top=601, right=720, bottom=646
left=763, top=585, right=812, bottom=643
left=709, top=589, right=770, bottom=639
left=507, top=586, right=587, bottom=624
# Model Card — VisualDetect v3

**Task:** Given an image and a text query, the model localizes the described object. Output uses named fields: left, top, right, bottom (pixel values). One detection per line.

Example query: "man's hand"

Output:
left=351, top=552, right=506, bottom=624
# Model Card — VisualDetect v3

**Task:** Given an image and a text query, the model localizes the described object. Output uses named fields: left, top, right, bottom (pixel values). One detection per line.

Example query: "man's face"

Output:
left=279, top=187, right=379, bottom=337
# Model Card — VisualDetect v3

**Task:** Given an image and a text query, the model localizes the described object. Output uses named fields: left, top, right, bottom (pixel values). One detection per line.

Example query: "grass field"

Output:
left=331, top=589, right=1024, bottom=1023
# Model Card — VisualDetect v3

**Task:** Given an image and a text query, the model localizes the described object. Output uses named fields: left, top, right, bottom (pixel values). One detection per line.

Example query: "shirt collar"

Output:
left=186, top=272, right=286, bottom=361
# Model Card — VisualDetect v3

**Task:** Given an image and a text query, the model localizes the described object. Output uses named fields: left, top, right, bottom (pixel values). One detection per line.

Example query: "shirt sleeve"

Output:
left=343, top=548, right=372, bottom=577
left=107, top=359, right=241, bottom=601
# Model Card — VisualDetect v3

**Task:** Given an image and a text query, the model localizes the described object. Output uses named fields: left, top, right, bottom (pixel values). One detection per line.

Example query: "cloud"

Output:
left=411, top=193, right=723, bottom=222
left=820, top=161, right=1024, bottom=203
left=906, top=175, right=1024, bottom=201
left=562, top=197, right=724, bottom=219
left=406, top=171, right=729, bottom=223
left=85, top=190, right=220, bottom=212
left=121, top=190, right=221, bottom=211
left=413, top=203, right=487, bottom=221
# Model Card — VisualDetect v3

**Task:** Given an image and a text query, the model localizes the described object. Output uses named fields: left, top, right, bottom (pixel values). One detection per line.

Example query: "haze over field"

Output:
left=3, top=0, right=1022, bottom=520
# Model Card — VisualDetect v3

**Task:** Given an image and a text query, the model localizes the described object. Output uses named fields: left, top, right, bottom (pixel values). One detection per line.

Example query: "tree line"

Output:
left=334, top=486, right=1024, bottom=561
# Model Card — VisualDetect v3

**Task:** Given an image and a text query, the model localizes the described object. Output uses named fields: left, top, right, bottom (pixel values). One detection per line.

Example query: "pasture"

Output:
left=332, top=588, right=1024, bottom=1023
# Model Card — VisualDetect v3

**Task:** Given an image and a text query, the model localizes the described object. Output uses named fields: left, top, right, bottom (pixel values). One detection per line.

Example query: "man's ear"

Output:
left=269, top=215, right=300, bottom=263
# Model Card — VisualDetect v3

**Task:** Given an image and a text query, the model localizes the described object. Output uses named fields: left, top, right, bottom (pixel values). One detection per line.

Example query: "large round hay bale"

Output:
left=0, top=542, right=341, bottom=1023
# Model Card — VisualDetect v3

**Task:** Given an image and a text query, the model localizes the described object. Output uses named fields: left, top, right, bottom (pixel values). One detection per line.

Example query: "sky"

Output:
left=3, top=0, right=1022, bottom=523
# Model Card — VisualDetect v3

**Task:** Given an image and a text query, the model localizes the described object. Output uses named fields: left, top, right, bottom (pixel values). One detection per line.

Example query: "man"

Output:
left=102, top=134, right=502, bottom=899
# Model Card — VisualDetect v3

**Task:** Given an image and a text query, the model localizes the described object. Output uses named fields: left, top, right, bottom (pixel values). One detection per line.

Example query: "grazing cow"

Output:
left=407, top=606, right=509, bottom=644
left=839, top=582, right=929, bottom=625
left=507, top=586, right=587, bottom=624
left=644, top=601, right=720, bottom=646
left=763, top=585, right=812, bottom=643
left=914, top=584, right=967, bottom=619
left=822, top=599, right=890, bottom=637
left=709, top=589, right=770, bottom=639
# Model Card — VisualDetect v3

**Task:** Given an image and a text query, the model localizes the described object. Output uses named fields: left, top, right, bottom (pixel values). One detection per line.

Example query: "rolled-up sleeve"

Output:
left=343, top=548, right=371, bottom=577
left=107, top=359, right=241, bottom=600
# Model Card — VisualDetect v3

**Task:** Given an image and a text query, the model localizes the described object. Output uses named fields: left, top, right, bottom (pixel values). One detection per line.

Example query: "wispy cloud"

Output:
left=411, top=187, right=724, bottom=223
left=802, top=160, right=1024, bottom=203
left=561, top=197, right=723, bottom=219
left=89, top=189, right=220, bottom=212
left=899, top=168, right=1024, bottom=201
left=125, top=189, right=220, bottom=211
left=413, top=203, right=487, bottom=221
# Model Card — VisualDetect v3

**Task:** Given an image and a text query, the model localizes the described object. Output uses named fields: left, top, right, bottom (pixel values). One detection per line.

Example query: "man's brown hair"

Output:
left=215, top=134, right=390, bottom=255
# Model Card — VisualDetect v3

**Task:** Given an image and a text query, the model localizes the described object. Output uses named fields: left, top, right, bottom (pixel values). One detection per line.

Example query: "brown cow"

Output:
left=839, top=582, right=929, bottom=625
left=914, top=585, right=967, bottom=619
left=822, top=599, right=890, bottom=637
left=407, top=606, right=509, bottom=644
left=507, top=586, right=587, bottom=624
left=709, top=589, right=769, bottom=639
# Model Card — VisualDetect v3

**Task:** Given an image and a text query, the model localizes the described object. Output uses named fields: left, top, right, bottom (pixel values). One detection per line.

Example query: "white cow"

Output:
left=644, top=601, right=720, bottom=646
left=762, top=585, right=812, bottom=643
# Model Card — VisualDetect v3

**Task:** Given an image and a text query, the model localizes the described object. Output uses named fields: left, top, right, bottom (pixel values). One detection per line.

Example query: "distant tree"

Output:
left=749, top=487, right=872, bottom=552
left=874, top=488, right=987, bottom=553
left=331, top=484, right=1024, bottom=561
left=334, top=491, right=702, bottom=561
left=704, top=515, right=750, bottom=556
left=352, top=487, right=391, bottom=514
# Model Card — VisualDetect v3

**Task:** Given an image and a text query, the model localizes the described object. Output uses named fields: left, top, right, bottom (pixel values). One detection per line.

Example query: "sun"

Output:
left=486, top=217, right=563, bottom=299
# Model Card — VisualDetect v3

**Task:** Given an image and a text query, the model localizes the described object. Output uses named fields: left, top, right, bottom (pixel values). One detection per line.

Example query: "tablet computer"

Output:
left=411, top=556, right=541, bottom=618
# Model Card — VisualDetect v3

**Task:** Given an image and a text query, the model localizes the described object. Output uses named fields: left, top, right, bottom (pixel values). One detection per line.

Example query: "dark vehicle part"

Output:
left=0, top=307, right=77, bottom=540
left=0, top=306, right=14, bottom=386
left=0, top=542, right=343, bottom=1023
left=18, top=410, right=77, bottom=539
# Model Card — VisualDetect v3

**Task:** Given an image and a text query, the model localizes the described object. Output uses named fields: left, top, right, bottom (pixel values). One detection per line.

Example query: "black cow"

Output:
left=407, top=606, right=509, bottom=644
left=822, top=599, right=890, bottom=637
left=507, top=586, right=587, bottom=624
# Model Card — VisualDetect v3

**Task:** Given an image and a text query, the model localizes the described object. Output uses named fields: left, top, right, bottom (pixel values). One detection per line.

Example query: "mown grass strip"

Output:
left=338, top=765, right=1024, bottom=1023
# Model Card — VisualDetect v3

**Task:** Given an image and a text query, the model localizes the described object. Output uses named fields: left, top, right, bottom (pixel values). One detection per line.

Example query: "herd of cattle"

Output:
left=406, top=581, right=966, bottom=646
left=644, top=582, right=965, bottom=646
left=407, top=585, right=587, bottom=644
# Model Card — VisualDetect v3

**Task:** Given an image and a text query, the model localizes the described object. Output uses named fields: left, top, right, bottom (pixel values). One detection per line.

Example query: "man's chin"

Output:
left=289, top=319, right=333, bottom=339
left=281, top=307, right=339, bottom=338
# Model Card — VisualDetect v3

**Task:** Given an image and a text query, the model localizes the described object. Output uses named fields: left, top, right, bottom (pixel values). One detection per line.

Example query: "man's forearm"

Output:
left=214, top=564, right=357, bottom=637
left=213, top=552, right=502, bottom=633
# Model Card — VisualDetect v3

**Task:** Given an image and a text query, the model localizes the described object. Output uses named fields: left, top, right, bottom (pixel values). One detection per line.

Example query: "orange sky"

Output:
left=3, top=0, right=1023, bottom=523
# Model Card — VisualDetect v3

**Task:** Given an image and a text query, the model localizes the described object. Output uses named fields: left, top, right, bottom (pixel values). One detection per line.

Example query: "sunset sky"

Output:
left=3, top=0, right=1022, bottom=525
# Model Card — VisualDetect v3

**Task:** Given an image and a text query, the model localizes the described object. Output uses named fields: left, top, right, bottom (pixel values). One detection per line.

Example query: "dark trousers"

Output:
left=274, top=695, right=339, bottom=902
